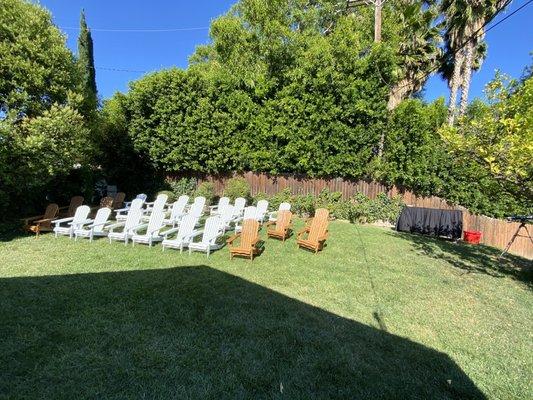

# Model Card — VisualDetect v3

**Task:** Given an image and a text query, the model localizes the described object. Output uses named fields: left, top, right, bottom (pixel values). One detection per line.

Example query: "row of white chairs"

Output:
left=51, top=193, right=291, bottom=257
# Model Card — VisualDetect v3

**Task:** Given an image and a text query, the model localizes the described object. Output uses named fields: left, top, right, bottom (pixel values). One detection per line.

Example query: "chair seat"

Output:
left=189, top=242, right=222, bottom=251
left=53, top=226, right=73, bottom=236
left=267, top=228, right=290, bottom=240
left=108, top=232, right=129, bottom=241
left=162, top=239, right=189, bottom=249
left=132, top=234, right=164, bottom=245
left=75, top=229, right=107, bottom=238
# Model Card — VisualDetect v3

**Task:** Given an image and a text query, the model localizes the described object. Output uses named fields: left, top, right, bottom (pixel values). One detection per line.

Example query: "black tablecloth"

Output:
left=396, top=207, right=463, bottom=239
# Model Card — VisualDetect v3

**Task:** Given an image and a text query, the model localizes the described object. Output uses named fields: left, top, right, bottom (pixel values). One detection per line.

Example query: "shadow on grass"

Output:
left=0, top=266, right=484, bottom=399
left=390, top=231, right=532, bottom=286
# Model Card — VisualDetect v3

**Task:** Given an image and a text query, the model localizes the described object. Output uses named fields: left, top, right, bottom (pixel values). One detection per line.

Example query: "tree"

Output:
left=442, top=0, right=511, bottom=125
left=77, top=10, right=98, bottom=119
left=440, top=72, right=533, bottom=200
left=0, top=0, right=79, bottom=119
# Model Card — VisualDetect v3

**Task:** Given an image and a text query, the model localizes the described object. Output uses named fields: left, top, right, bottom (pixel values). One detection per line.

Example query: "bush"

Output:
left=292, top=194, right=315, bottom=218
left=223, top=177, right=251, bottom=201
left=269, top=188, right=293, bottom=210
left=194, top=182, right=216, bottom=205
left=157, top=190, right=176, bottom=202
left=167, top=177, right=196, bottom=198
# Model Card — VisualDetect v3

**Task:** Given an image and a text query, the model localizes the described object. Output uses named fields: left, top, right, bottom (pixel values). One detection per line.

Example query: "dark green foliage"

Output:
left=77, top=11, right=98, bottom=119
left=194, top=182, right=216, bottom=205
left=223, top=177, right=251, bottom=201
left=166, top=177, right=197, bottom=198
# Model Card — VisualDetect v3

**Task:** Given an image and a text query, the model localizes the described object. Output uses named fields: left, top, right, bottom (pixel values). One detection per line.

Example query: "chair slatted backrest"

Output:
left=220, top=205, right=235, bottom=225
left=308, top=208, right=329, bottom=243
left=240, top=219, right=259, bottom=249
left=137, top=193, right=148, bottom=202
left=124, top=199, right=144, bottom=230
left=113, top=192, right=126, bottom=209
left=41, top=204, right=59, bottom=228
left=189, top=201, right=204, bottom=219
left=176, top=214, right=198, bottom=241
left=234, top=197, right=246, bottom=214
left=203, top=216, right=222, bottom=244
left=193, top=196, right=206, bottom=209
left=68, top=196, right=84, bottom=217
left=279, top=202, right=291, bottom=212
left=151, top=194, right=168, bottom=213
left=243, top=206, right=257, bottom=220
left=92, top=208, right=112, bottom=233
left=275, top=210, right=292, bottom=231
left=256, top=200, right=269, bottom=219
left=100, top=196, right=114, bottom=209
left=73, top=205, right=91, bottom=224
left=217, top=197, right=230, bottom=209
left=170, top=196, right=189, bottom=220
left=146, top=207, right=165, bottom=236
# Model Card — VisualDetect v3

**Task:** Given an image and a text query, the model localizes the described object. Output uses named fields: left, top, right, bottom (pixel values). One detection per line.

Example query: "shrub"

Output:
left=292, top=194, right=315, bottom=217
left=157, top=190, right=176, bottom=202
left=223, top=177, right=251, bottom=201
left=194, top=182, right=216, bottom=205
left=167, top=177, right=196, bottom=198
left=269, top=188, right=292, bottom=210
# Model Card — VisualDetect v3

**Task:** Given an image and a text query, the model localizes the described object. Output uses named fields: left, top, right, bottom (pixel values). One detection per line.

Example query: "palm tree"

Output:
left=442, top=0, right=511, bottom=125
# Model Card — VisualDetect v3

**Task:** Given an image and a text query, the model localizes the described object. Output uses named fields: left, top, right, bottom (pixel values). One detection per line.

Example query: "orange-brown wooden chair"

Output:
left=296, top=208, right=329, bottom=254
left=91, top=196, right=114, bottom=216
left=266, top=210, right=293, bottom=241
left=227, top=219, right=262, bottom=260
left=59, top=196, right=84, bottom=217
left=112, top=192, right=126, bottom=209
left=22, top=203, right=59, bottom=237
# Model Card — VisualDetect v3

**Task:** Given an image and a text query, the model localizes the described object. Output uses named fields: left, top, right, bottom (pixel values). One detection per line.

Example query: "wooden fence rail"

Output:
left=172, top=172, right=532, bottom=259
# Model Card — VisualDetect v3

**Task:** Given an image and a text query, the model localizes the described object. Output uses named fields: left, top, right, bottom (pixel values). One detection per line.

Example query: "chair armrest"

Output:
left=58, top=205, right=69, bottom=211
left=251, top=237, right=260, bottom=246
left=129, top=223, right=148, bottom=234
left=21, top=214, right=44, bottom=224
left=297, top=227, right=310, bottom=239
left=226, top=234, right=240, bottom=245
left=106, top=222, right=125, bottom=232
left=33, top=218, right=54, bottom=224
left=265, top=221, right=275, bottom=227
left=87, top=221, right=109, bottom=229
left=189, top=229, right=204, bottom=239
left=162, top=227, right=181, bottom=238
left=53, top=217, right=74, bottom=225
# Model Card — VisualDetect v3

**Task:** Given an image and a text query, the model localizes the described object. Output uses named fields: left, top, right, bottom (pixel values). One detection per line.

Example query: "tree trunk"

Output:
left=447, top=50, right=464, bottom=126
left=374, top=0, right=382, bottom=42
left=459, top=40, right=475, bottom=116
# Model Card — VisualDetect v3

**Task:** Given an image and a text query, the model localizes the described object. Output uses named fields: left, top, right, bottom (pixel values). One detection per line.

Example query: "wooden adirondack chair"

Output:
left=59, top=196, right=84, bottom=217
left=227, top=219, right=262, bottom=260
left=112, top=192, right=126, bottom=209
left=91, top=196, right=114, bottom=216
left=266, top=210, right=293, bottom=241
left=297, top=208, right=329, bottom=254
left=22, top=203, right=59, bottom=237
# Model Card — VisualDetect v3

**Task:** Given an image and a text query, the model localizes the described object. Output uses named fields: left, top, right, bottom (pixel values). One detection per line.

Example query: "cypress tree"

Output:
left=77, top=10, right=98, bottom=117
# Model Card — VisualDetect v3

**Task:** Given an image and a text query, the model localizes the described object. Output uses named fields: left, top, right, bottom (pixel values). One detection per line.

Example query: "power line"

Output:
left=60, top=26, right=209, bottom=33
left=86, top=0, right=531, bottom=75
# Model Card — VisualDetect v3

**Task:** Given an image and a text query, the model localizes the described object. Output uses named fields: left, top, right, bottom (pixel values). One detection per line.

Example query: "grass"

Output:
left=0, top=220, right=531, bottom=399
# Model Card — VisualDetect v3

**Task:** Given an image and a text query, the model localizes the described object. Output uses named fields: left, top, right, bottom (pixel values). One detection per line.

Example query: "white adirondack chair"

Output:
left=107, top=199, right=144, bottom=245
left=234, top=206, right=257, bottom=233
left=268, top=202, right=291, bottom=222
left=219, top=204, right=237, bottom=232
left=209, top=197, right=230, bottom=215
left=161, top=214, right=199, bottom=252
left=190, top=196, right=206, bottom=212
left=144, top=193, right=168, bottom=213
left=53, top=205, right=91, bottom=239
left=233, top=197, right=246, bottom=217
left=256, top=200, right=269, bottom=224
left=122, top=193, right=147, bottom=209
left=74, top=207, right=112, bottom=242
left=116, top=194, right=145, bottom=221
left=164, top=195, right=189, bottom=227
left=188, top=216, right=225, bottom=257
left=131, top=206, right=166, bottom=247
left=188, top=199, right=205, bottom=220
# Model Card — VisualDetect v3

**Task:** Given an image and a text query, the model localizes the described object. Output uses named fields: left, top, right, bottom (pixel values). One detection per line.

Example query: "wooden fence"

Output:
left=177, top=172, right=532, bottom=259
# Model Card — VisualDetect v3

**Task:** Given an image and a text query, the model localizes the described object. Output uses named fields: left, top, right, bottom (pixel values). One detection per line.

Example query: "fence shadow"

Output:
left=390, top=231, right=532, bottom=286
left=0, top=266, right=485, bottom=399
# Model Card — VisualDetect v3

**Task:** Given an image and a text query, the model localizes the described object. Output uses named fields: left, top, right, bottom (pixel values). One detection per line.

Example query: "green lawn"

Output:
left=0, top=220, right=531, bottom=399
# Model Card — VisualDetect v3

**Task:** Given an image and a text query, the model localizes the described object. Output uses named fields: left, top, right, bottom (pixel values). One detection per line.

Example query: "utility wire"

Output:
left=84, top=0, right=531, bottom=74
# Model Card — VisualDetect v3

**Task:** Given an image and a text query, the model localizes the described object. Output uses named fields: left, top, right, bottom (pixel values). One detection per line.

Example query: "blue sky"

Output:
left=40, top=0, right=533, bottom=102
